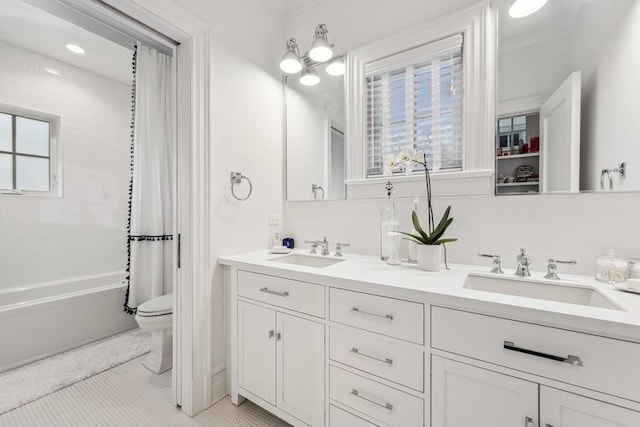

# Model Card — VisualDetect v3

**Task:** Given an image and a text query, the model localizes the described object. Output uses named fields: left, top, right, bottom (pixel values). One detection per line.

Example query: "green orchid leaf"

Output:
left=429, top=218, right=453, bottom=243
left=411, top=211, right=430, bottom=242
left=430, top=205, right=452, bottom=237
left=397, top=231, right=428, bottom=245
left=434, top=238, right=458, bottom=245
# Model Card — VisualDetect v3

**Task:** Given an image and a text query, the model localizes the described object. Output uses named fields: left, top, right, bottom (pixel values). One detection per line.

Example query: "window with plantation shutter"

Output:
left=365, top=34, right=463, bottom=177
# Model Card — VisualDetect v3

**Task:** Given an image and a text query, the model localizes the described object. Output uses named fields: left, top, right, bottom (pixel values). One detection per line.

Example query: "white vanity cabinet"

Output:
left=431, top=306, right=640, bottom=427
left=328, top=288, right=425, bottom=427
left=234, top=271, right=325, bottom=426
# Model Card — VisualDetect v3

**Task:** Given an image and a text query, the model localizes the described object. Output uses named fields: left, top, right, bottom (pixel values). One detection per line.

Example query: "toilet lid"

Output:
left=137, top=293, right=173, bottom=316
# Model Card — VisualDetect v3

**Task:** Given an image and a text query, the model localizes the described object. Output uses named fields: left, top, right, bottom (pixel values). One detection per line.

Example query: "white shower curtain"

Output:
left=125, top=43, right=174, bottom=313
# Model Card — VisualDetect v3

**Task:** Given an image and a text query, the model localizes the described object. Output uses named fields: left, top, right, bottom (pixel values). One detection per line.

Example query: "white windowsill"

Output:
left=345, top=170, right=494, bottom=199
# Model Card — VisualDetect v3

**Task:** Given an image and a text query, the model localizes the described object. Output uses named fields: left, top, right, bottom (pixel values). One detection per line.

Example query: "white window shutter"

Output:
left=365, top=34, right=463, bottom=177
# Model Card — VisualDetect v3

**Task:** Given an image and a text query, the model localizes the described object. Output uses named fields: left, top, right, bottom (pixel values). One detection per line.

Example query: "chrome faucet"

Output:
left=544, top=258, right=577, bottom=280
left=478, top=253, right=504, bottom=274
left=335, top=242, right=350, bottom=257
left=319, top=237, right=330, bottom=256
left=516, top=248, right=531, bottom=277
left=304, top=240, right=319, bottom=254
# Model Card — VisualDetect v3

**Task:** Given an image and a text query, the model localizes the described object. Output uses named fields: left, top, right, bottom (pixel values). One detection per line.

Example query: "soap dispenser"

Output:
left=380, top=181, right=399, bottom=262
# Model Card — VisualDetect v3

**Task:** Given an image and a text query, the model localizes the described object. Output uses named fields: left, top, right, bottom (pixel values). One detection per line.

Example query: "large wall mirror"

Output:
left=496, top=0, right=640, bottom=194
left=285, top=59, right=345, bottom=201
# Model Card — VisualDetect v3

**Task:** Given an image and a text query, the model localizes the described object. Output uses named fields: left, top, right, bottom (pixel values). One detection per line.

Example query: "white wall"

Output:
left=576, top=0, right=640, bottom=191
left=286, top=84, right=326, bottom=201
left=283, top=0, right=640, bottom=277
left=167, top=0, right=286, bottom=404
left=0, top=41, right=131, bottom=289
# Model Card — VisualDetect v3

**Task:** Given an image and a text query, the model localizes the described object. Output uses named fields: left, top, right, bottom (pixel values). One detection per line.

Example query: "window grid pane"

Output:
left=16, top=116, right=50, bottom=156
left=0, top=153, right=12, bottom=189
left=0, top=113, right=11, bottom=152
left=0, top=111, right=52, bottom=192
left=366, top=39, right=463, bottom=177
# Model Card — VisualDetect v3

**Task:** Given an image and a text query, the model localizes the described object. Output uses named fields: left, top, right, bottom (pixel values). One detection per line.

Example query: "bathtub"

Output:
left=0, top=271, right=138, bottom=373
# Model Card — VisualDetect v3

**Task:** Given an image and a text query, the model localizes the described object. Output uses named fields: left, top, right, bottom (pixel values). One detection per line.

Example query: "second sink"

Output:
left=464, top=274, right=622, bottom=311
left=271, top=254, right=345, bottom=268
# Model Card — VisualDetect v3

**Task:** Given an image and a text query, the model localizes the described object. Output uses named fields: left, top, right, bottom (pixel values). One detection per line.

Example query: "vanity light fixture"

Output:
left=280, top=24, right=341, bottom=85
left=309, top=24, right=333, bottom=62
left=326, top=57, right=345, bottom=76
left=299, top=68, right=320, bottom=86
left=509, top=0, right=548, bottom=18
left=279, top=38, right=303, bottom=74
left=65, top=43, right=85, bottom=54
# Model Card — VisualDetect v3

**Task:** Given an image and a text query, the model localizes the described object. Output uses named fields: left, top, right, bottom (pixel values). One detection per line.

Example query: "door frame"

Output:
left=99, top=0, right=211, bottom=416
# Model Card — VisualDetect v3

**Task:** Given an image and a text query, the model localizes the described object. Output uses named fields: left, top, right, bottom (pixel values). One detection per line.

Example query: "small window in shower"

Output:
left=0, top=107, right=60, bottom=196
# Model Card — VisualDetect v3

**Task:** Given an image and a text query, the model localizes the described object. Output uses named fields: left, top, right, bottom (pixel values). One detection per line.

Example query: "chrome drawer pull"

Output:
left=350, top=307, right=393, bottom=321
left=504, top=341, right=583, bottom=367
left=260, top=287, right=289, bottom=297
left=350, top=389, right=393, bottom=411
left=268, top=330, right=274, bottom=339
left=350, top=347, right=393, bottom=365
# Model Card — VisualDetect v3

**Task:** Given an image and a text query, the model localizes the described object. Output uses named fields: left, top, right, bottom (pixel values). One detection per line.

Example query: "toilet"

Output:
left=135, top=293, right=173, bottom=374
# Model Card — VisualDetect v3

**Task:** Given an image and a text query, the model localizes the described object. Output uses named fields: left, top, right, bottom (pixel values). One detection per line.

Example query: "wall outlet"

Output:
left=268, top=215, right=280, bottom=226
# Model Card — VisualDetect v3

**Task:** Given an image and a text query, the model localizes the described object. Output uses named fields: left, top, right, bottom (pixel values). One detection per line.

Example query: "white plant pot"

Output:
left=416, top=244, right=443, bottom=271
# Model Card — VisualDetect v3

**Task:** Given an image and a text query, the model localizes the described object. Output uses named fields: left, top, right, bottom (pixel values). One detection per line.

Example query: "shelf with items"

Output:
left=496, top=153, right=539, bottom=160
left=496, top=182, right=539, bottom=187
left=495, top=112, right=540, bottom=195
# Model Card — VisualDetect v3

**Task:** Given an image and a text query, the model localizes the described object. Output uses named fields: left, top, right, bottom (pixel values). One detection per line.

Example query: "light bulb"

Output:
left=279, top=38, right=302, bottom=74
left=309, top=37, right=333, bottom=62
left=300, top=68, right=320, bottom=86
left=326, top=58, right=344, bottom=76
left=309, top=24, right=333, bottom=62
left=280, top=50, right=302, bottom=74
left=65, top=43, right=85, bottom=54
left=508, top=0, right=548, bottom=18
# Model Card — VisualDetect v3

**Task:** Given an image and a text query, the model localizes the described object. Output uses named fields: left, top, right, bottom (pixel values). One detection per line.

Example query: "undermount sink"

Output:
left=463, top=274, right=622, bottom=311
left=271, top=254, right=345, bottom=268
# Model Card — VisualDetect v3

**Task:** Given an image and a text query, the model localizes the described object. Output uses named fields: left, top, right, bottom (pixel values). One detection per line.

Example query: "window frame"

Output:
left=0, top=104, right=62, bottom=197
left=364, top=34, right=464, bottom=178
left=344, top=2, right=496, bottom=199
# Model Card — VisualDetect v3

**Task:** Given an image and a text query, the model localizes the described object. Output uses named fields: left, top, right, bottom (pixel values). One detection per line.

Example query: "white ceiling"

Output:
left=0, top=0, right=133, bottom=84
left=498, top=0, right=586, bottom=52
left=283, top=0, right=319, bottom=16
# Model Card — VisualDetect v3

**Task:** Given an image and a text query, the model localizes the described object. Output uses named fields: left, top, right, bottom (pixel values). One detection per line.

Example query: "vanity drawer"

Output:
left=330, top=366, right=423, bottom=427
left=237, top=270, right=325, bottom=318
left=330, top=288, right=424, bottom=344
left=330, top=325, right=424, bottom=391
left=329, top=405, right=379, bottom=427
left=431, top=306, right=640, bottom=402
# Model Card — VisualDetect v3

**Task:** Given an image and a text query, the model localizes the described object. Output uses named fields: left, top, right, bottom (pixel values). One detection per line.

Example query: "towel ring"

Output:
left=230, top=171, right=253, bottom=201
left=312, top=184, right=324, bottom=200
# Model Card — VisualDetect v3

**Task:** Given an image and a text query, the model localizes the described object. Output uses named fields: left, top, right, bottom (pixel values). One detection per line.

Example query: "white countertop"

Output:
left=219, top=249, right=640, bottom=343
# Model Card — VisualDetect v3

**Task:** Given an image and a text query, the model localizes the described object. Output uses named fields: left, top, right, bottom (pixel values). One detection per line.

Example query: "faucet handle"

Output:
left=304, top=240, right=319, bottom=254
left=478, top=253, right=504, bottom=274
left=544, top=258, right=577, bottom=280
left=335, top=243, right=350, bottom=257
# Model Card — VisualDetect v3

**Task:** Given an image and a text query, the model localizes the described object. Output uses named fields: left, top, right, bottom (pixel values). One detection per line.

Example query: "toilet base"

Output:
left=142, top=330, right=172, bottom=374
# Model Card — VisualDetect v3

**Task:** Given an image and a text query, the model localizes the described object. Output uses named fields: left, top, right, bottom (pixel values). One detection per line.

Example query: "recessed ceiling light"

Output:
left=65, top=43, right=86, bottom=54
left=509, top=0, right=548, bottom=18
left=45, top=67, right=62, bottom=76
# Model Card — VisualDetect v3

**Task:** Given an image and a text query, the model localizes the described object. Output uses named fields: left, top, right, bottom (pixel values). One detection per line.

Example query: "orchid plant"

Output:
left=386, top=145, right=457, bottom=264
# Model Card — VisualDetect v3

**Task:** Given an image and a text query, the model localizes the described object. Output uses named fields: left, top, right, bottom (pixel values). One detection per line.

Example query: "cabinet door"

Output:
left=541, top=386, right=640, bottom=427
left=276, top=312, right=324, bottom=426
left=237, top=301, right=276, bottom=405
left=432, top=356, right=538, bottom=427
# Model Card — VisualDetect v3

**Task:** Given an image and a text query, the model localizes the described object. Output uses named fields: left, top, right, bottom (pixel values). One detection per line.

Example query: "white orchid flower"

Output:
left=413, top=151, right=426, bottom=165
left=398, top=146, right=416, bottom=163
left=383, top=154, right=399, bottom=176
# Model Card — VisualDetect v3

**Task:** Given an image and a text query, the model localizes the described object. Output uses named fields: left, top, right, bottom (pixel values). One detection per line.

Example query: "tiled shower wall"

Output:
left=0, top=41, right=131, bottom=288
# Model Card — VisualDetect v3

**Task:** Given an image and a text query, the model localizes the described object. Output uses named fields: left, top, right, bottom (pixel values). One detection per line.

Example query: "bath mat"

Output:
left=0, top=328, right=151, bottom=414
